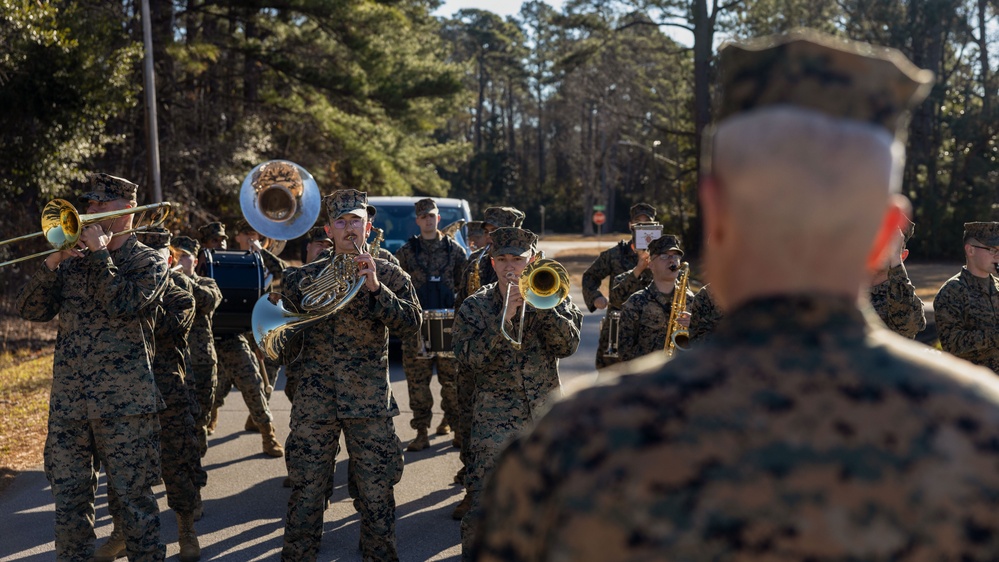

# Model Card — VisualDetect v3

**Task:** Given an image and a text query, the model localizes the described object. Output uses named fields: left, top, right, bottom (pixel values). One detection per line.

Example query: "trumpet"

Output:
left=500, top=253, right=570, bottom=349
left=0, top=199, right=172, bottom=268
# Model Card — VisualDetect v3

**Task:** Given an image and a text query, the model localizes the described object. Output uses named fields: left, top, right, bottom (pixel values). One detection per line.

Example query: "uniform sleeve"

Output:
left=689, top=285, right=723, bottom=344
left=618, top=294, right=643, bottom=362
left=881, top=264, right=926, bottom=339
left=89, top=246, right=168, bottom=318
left=451, top=242, right=468, bottom=292
left=195, top=277, right=223, bottom=314
left=934, top=279, right=999, bottom=357
left=609, top=269, right=649, bottom=309
left=370, top=263, right=421, bottom=336
left=16, top=263, right=63, bottom=322
left=155, top=281, right=196, bottom=342
left=453, top=295, right=506, bottom=372
left=581, top=251, right=612, bottom=312
left=535, top=296, right=583, bottom=359
left=259, top=248, right=287, bottom=287
left=395, top=243, right=414, bottom=274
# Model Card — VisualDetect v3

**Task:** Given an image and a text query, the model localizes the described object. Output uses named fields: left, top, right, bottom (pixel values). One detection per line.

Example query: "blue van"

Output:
left=368, top=196, right=472, bottom=256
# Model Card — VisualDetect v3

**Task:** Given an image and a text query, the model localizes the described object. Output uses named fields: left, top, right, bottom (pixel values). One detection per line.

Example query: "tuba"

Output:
left=664, top=262, right=690, bottom=358
left=240, top=160, right=321, bottom=243
left=500, top=252, right=570, bottom=349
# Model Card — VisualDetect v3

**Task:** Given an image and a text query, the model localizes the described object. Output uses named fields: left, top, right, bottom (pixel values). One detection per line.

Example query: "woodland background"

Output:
left=2, top=0, right=999, bottom=273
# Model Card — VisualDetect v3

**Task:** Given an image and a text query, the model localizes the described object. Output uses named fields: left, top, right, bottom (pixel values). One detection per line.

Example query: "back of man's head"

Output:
left=702, top=31, right=931, bottom=310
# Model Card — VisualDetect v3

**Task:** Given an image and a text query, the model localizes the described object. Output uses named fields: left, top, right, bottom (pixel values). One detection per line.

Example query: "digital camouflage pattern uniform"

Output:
left=583, top=215, right=652, bottom=369
left=395, top=198, right=467, bottom=432
left=473, top=296, right=999, bottom=561
left=935, top=267, right=999, bottom=372
left=188, top=279, right=222, bottom=449
left=135, top=230, right=205, bottom=518
left=869, top=263, right=926, bottom=339
left=471, top=31, right=972, bottom=562
left=615, top=235, right=691, bottom=362
left=452, top=227, right=582, bottom=559
left=688, top=283, right=724, bottom=344
left=280, top=190, right=421, bottom=562
left=17, top=174, right=168, bottom=562
left=618, top=282, right=695, bottom=362
left=453, top=206, right=524, bottom=489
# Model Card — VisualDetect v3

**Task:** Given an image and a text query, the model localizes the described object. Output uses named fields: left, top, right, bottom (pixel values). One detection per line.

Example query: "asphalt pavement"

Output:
left=0, top=273, right=603, bottom=562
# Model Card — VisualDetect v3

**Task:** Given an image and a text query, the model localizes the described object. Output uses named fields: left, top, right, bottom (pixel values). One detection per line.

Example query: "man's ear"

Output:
left=324, top=224, right=332, bottom=238
left=866, top=195, right=911, bottom=273
left=699, top=175, right=726, bottom=247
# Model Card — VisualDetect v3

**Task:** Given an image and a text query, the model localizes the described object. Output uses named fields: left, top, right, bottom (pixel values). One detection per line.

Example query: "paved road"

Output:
left=0, top=281, right=604, bottom=562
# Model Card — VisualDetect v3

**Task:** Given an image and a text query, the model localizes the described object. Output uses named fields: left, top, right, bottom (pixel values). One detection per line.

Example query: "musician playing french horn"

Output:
left=281, top=189, right=421, bottom=562
left=451, top=226, right=582, bottom=559
left=15, top=173, right=169, bottom=560
left=617, top=235, right=693, bottom=362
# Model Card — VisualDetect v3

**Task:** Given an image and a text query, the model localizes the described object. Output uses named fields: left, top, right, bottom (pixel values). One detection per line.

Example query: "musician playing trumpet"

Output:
left=451, top=227, right=582, bottom=559
left=617, top=235, right=694, bottom=362
left=280, top=189, right=421, bottom=562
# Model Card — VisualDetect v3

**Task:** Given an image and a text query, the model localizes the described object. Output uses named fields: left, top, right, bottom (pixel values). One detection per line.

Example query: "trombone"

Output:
left=500, top=252, right=571, bottom=349
left=0, top=198, right=172, bottom=268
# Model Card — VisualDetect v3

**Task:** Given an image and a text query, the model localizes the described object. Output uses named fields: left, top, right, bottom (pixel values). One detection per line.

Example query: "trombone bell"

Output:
left=501, top=257, right=571, bottom=349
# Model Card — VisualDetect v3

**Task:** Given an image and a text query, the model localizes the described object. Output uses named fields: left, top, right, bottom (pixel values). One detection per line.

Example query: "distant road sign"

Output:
left=592, top=211, right=606, bottom=225
left=592, top=205, right=606, bottom=211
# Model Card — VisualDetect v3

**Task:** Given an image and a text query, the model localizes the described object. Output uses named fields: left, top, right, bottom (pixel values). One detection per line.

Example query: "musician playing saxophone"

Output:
left=452, top=227, right=582, bottom=559
left=617, top=235, right=693, bottom=362
left=281, top=189, right=421, bottom=562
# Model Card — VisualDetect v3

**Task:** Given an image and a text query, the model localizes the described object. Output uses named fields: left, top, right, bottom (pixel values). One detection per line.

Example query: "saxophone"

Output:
left=467, top=244, right=488, bottom=294
left=664, top=262, right=690, bottom=358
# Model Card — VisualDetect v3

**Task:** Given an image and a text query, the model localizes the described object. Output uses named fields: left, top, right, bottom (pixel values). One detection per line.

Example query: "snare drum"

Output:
left=201, top=250, right=268, bottom=335
left=419, top=309, right=455, bottom=358
left=603, top=310, right=622, bottom=358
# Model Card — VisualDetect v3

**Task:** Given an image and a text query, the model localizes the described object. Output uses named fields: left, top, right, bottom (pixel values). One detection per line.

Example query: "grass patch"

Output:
left=0, top=349, right=52, bottom=494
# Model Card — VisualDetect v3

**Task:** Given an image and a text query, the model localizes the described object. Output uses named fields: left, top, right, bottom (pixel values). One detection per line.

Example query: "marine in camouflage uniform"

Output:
left=16, top=174, right=167, bottom=562
left=934, top=221, right=999, bottom=372
left=452, top=227, right=582, bottom=559
left=451, top=206, right=524, bottom=518
left=395, top=198, right=467, bottom=451
left=281, top=190, right=421, bottom=562
left=172, top=236, right=222, bottom=456
left=688, top=283, right=724, bottom=343
left=101, top=229, right=204, bottom=561
left=867, top=220, right=925, bottom=338
left=617, top=236, right=694, bottom=362
left=472, top=32, right=999, bottom=562
left=581, top=203, right=657, bottom=369
left=208, top=219, right=285, bottom=457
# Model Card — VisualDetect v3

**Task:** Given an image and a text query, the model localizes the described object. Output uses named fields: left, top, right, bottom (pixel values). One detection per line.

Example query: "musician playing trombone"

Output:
left=280, top=189, right=421, bottom=562
left=616, top=235, right=693, bottom=362
left=452, top=226, right=582, bottom=560
left=15, top=173, right=169, bottom=560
